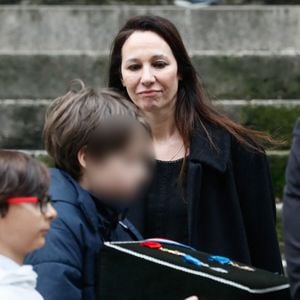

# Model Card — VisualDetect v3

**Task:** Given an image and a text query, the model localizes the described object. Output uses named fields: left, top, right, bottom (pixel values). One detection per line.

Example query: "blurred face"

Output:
left=121, top=31, right=180, bottom=114
left=0, top=198, right=57, bottom=261
left=80, top=126, right=153, bottom=202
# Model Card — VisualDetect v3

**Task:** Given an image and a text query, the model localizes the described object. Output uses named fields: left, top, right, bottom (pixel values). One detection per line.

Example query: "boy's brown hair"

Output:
left=43, top=80, right=150, bottom=180
left=0, top=150, right=50, bottom=217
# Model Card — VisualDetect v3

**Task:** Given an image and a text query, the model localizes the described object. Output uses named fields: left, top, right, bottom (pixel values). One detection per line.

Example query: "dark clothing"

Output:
left=130, top=124, right=283, bottom=274
left=144, top=159, right=188, bottom=244
left=25, top=168, right=141, bottom=300
left=283, top=118, right=300, bottom=300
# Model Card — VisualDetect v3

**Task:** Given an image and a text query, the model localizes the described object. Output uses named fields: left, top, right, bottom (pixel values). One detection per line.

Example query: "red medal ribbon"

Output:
left=140, top=241, right=162, bottom=249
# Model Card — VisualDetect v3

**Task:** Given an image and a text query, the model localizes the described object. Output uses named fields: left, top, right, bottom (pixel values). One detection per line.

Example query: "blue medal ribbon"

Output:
left=183, top=254, right=203, bottom=267
left=208, top=255, right=232, bottom=265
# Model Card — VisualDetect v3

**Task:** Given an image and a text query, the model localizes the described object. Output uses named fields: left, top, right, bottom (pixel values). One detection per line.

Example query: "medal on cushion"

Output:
left=209, top=255, right=255, bottom=272
left=140, top=241, right=227, bottom=273
left=144, top=238, right=197, bottom=251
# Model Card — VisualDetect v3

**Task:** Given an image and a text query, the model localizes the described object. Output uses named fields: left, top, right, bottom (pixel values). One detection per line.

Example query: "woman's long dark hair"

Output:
left=108, top=15, right=272, bottom=165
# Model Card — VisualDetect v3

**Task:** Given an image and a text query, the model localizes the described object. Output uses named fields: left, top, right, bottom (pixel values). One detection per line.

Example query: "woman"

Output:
left=0, top=150, right=57, bottom=299
left=108, top=15, right=283, bottom=274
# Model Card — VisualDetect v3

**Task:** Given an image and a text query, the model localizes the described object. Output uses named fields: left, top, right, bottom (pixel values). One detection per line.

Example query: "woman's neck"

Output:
left=145, top=107, right=178, bottom=142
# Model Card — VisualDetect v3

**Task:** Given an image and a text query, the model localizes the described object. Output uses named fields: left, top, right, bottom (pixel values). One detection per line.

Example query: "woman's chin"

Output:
left=135, top=97, right=159, bottom=112
left=142, top=102, right=159, bottom=113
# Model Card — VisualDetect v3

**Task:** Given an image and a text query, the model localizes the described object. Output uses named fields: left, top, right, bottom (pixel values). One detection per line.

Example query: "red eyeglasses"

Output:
left=7, top=196, right=52, bottom=214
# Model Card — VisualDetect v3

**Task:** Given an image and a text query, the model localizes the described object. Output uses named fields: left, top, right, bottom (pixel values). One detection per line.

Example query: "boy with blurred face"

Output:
left=26, top=80, right=153, bottom=300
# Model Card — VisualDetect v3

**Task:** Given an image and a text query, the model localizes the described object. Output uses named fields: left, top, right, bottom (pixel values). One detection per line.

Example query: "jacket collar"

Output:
left=189, top=124, right=231, bottom=173
left=50, top=168, right=122, bottom=234
left=93, top=197, right=125, bottom=240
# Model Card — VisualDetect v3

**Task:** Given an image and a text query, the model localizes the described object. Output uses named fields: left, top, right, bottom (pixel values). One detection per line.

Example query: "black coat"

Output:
left=283, top=118, right=300, bottom=300
left=130, top=124, right=283, bottom=274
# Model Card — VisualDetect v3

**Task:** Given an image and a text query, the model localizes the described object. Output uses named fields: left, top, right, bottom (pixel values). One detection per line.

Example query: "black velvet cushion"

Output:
left=96, top=241, right=291, bottom=300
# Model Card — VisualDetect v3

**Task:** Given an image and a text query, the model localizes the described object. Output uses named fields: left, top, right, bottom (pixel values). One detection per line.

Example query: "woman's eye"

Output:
left=153, top=61, right=168, bottom=69
left=127, top=64, right=141, bottom=71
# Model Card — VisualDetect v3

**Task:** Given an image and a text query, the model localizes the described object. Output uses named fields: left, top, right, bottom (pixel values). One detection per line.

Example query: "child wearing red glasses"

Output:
left=0, top=150, right=57, bottom=300
left=25, top=80, right=153, bottom=300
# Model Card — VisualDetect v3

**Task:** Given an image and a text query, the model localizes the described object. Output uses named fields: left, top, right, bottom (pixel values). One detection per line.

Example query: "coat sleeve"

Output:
left=232, top=139, right=283, bottom=274
left=283, top=119, right=300, bottom=300
left=25, top=212, right=83, bottom=300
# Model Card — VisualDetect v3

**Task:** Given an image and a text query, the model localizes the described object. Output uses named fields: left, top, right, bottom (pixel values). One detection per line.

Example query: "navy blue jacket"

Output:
left=283, top=118, right=300, bottom=300
left=25, top=168, right=142, bottom=300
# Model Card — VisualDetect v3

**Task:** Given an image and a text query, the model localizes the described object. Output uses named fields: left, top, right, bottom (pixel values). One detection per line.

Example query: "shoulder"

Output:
left=290, top=118, right=300, bottom=157
left=48, top=200, right=98, bottom=251
left=293, top=118, right=300, bottom=137
left=49, top=168, right=99, bottom=232
left=49, top=168, right=78, bottom=202
left=191, top=123, right=266, bottom=172
left=230, top=133, right=266, bottom=165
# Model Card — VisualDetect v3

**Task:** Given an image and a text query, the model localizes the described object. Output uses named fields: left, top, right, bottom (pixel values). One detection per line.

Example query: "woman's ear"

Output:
left=120, top=76, right=126, bottom=87
left=119, top=70, right=126, bottom=87
left=77, top=146, right=88, bottom=170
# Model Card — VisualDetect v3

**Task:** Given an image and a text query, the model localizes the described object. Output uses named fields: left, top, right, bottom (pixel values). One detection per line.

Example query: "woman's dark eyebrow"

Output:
left=125, top=54, right=168, bottom=64
left=126, top=58, right=139, bottom=63
left=152, top=54, right=168, bottom=60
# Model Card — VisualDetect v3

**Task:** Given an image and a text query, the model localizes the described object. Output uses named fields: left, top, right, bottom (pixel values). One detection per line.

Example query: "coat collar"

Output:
left=49, top=168, right=122, bottom=234
left=189, top=124, right=231, bottom=173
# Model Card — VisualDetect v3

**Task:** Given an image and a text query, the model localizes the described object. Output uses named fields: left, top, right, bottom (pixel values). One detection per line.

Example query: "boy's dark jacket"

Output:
left=25, top=168, right=142, bottom=300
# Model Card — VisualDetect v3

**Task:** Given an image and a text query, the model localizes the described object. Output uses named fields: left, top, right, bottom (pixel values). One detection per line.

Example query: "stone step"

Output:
left=216, top=99, right=300, bottom=150
left=0, top=5, right=300, bottom=52
left=1, top=99, right=299, bottom=150
left=1, top=52, right=300, bottom=99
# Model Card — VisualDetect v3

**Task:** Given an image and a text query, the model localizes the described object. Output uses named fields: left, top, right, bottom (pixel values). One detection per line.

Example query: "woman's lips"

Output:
left=138, top=90, right=162, bottom=97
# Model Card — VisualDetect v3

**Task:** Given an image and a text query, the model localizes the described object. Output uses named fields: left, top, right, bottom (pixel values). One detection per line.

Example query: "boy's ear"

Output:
left=77, top=147, right=88, bottom=170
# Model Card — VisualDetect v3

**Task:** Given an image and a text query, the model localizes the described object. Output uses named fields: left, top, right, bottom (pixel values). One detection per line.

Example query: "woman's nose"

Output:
left=46, top=203, right=58, bottom=220
left=140, top=66, right=155, bottom=85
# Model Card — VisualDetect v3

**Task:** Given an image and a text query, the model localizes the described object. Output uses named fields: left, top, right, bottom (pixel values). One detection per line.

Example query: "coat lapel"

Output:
left=186, top=124, right=231, bottom=246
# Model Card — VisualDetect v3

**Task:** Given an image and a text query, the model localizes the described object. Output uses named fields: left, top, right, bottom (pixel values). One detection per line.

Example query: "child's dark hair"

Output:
left=43, top=79, right=151, bottom=180
left=0, top=150, right=50, bottom=217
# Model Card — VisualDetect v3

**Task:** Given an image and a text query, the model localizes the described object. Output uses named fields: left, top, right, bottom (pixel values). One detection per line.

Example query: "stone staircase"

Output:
left=1, top=5, right=300, bottom=204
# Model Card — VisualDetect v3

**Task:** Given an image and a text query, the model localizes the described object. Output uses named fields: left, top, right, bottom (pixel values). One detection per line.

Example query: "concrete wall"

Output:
left=0, top=5, right=299, bottom=199
left=1, top=53, right=300, bottom=99
left=1, top=5, right=300, bottom=52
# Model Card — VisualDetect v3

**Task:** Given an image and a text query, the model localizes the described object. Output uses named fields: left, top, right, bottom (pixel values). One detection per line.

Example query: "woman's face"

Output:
left=0, top=199, right=57, bottom=260
left=121, top=31, right=180, bottom=114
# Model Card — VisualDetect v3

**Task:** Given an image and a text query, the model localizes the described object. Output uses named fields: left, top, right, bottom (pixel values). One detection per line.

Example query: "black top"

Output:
left=128, top=124, right=283, bottom=274
left=144, top=159, right=188, bottom=244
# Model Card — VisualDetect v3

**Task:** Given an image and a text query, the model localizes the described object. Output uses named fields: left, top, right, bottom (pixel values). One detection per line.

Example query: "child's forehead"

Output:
left=86, top=115, right=150, bottom=155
